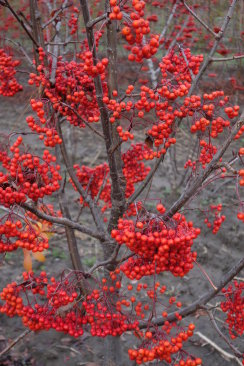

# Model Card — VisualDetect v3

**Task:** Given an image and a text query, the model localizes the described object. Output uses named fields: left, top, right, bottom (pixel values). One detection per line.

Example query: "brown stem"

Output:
left=58, top=194, right=84, bottom=272
left=79, top=0, right=126, bottom=236
left=210, top=54, right=244, bottom=62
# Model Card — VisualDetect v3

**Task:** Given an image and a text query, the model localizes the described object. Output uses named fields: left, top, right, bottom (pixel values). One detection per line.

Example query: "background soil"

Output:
left=0, top=68, right=243, bottom=366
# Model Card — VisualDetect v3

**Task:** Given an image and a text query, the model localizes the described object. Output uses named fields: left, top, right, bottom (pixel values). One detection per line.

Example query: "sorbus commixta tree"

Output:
left=0, top=0, right=243, bottom=365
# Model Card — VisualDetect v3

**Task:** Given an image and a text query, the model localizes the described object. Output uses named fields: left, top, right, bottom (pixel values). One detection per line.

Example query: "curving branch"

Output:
left=21, top=202, right=105, bottom=241
left=139, top=256, right=244, bottom=328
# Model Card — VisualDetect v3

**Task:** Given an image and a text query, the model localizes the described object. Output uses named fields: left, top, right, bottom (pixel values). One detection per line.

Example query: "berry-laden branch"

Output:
left=79, top=0, right=126, bottom=234
left=21, top=202, right=104, bottom=241
left=164, top=111, right=244, bottom=219
left=139, top=256, right=244, bottom=328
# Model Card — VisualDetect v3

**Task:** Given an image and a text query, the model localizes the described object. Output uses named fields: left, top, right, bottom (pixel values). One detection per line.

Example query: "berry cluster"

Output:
left=221, top=281, right=244, bottom=338
left=0, top=136, right=62, bottom=207
left=0, top=215, right=49, bottom=253
left=159, top=50, right=203, bottom=96
left=27, top=50, right=109, bottom=144
left=109, top=0, right=123, bottom=20
left=112, top=210, right=200, bottom=279
left=68, top=6, right=79, bottom=35
left=203, top=204, right=225, bottom=234
left=120, top=0, right=160, bottom=62
left=128, top=324, right=202, bottom=365
left=72, top=162, right=111, bottom=211
left=0, top=48, right=22, bottom=96
left=0, top=271, right=139, bottom=338
left=26, top=100, right=62, bottom=147
left=72, top=144, right=151, bottom=212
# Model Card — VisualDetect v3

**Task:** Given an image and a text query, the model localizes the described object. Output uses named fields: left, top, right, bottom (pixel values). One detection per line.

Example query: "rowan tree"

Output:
left=0, top=0, right=243, bottom=365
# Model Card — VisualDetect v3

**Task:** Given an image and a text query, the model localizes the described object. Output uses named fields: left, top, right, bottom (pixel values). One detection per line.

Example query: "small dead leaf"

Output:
left=23, top=249, right=32, bottom=271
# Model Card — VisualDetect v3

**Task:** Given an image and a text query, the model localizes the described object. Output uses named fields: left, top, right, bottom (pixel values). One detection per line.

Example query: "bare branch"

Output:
left=126, top=153, right=166, bottom=207
left=42, top=2, right=72, bottom=29
left=182, top=0, right=217, bottom=38
left=59, top=193, right=84, bottom=272
left=4, top=0, right=39, bottom=47
left=159, top=0, right=179, bottom=42
left=87, top=13, right=107, bottom=29
left=210, top=54, right=244, bottom=62
left=79, top=0, right=126, bottom=235
left=4, top=38, right=34, bottom=67
left=195, top=332, right=243, bottom=366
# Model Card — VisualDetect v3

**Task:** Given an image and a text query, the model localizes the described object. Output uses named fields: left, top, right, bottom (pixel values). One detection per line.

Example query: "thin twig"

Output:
left=195, top=332, right=243, bottom=365
left=42, top=2, right=72, bottom=28
left=207, top=310, right=243, bottom=358
left=159, top=0, right=179, bottom=42
left=87, top=13, right=107, bottom=29
left=0, top=330, right=31, bottom=358
left=182, top=0, right=217, bottom=37
left=210, top=54, right=244, bottom=62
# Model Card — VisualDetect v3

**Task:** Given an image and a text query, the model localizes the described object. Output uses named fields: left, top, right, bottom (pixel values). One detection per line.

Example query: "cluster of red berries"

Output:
left=26, top=99, right=62, bottom=147
left=68, top=7, right=79, bottom=35
left=72, top=162, right=111, bottom=211
left=0, top=215, right=49, bottom=253
left=159, top=49, right=203, bottom=96
left=221, top=280, right=244, bottom=338
left=72, top=144, right=151, bottom=212
left=0, top=48, right=23, bottom=96
left=128, top=324, right=202, bottom=365
left=0, top=271, right=139, bottom=338
left=184, top=140, right=218, bottom=171
left=238, top=169, right=244, bottom=187
left=123, top=144, right=151, bottom=197
left=28, top=51, right=109, bottom=137
left=203, top=204, right=226, bottom=234
left=120, top=0, right=160, bottom=62
left=0, top=136, right=62, bottom=206
left=109, top=0, right=123, bottom=20
left=112, top=210, right=200, bottom=280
